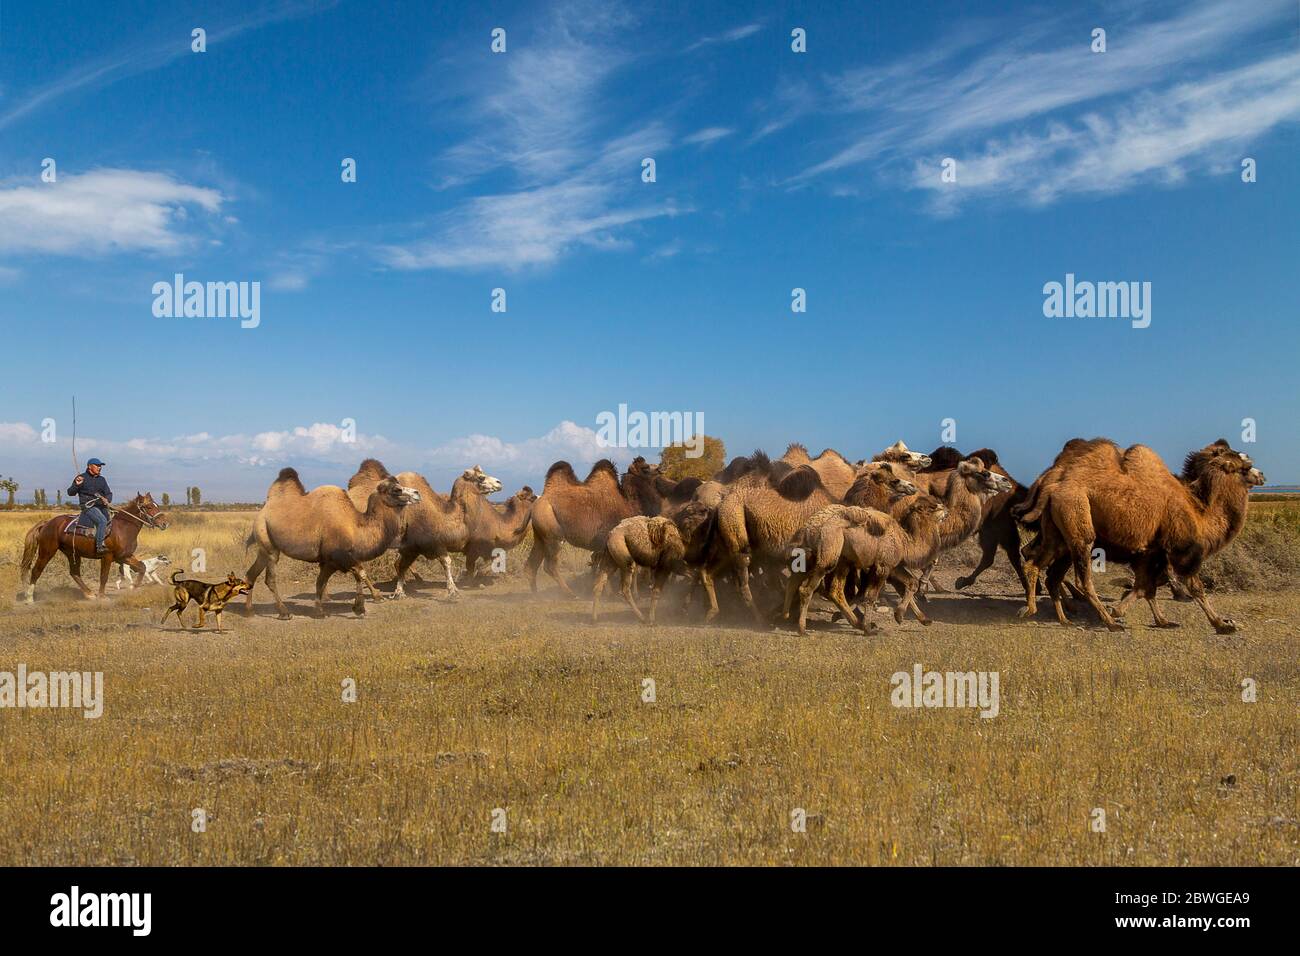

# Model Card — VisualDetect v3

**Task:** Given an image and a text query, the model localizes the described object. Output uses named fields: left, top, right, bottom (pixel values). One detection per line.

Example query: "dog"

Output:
left=115, top=554, right=171, bottom=589
left=161, top=570, right=253, bottom=632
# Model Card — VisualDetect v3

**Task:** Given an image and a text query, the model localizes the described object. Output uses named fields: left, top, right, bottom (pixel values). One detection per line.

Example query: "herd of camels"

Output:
left=239, top=435, right=1265, bottom=636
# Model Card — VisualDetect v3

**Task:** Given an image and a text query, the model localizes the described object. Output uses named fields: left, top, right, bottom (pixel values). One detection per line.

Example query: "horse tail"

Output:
left=19, top=522, right=41, bottom=584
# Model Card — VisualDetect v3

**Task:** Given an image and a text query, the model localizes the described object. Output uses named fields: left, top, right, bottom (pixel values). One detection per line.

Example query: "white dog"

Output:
left=115, top=555, right=172, bottom=589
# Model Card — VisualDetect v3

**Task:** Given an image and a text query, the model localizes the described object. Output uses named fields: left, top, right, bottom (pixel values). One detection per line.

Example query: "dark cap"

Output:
left=86, top=458, right=106, bottom=467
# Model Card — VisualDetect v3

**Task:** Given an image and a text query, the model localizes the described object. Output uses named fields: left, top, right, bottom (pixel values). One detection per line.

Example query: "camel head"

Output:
left=514, top=486, right=538, bottom=503
left=876, top=441, right=932, bottom=470
left=673, top=501, right=715, bottom=545
left=863, top=462, right=919, bottom=501
left=627, top=456, right=663, bottom=479
left=376, top=477, right=422, bottom=507
left=1185, top=440, right=1264, bottom=488
left=461, top=465, right=503, bottom=496
left=957, top=458, right=1013, bottom=499
left=904, top=495, right=949, bottom=526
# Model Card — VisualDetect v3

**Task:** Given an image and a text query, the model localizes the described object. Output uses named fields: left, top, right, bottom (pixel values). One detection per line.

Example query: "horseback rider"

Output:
left=68, top=458, right=113, bottom=555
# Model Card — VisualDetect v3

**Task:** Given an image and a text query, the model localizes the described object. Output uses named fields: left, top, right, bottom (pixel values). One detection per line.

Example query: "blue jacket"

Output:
left=68, top=472, right=112, bottom=510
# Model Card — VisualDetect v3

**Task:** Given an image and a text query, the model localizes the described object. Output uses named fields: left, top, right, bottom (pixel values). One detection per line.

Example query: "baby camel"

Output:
left=783, top=497, right=948, bottom=635
left=592, top=516, right=685, bottom=624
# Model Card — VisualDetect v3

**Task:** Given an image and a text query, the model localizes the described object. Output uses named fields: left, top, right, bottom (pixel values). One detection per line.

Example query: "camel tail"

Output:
left=1011, top=480, right=1047, bottom=528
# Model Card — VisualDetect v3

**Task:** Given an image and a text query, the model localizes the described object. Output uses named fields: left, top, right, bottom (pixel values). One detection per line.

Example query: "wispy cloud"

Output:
left=682, top=126, right=734, bottom=147
left=783, top=0, right=1300, bottom=209
left=0, top=169, right=224, bottom=257
left=686, top=23, right=762, bottom=53
left=380, top=1, right=685, bottom=272
left=0, top=1, right=334, bottom=132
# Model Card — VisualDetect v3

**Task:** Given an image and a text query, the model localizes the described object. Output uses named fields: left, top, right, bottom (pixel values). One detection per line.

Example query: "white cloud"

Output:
left=682, top=127, right=733, bottom=147
left=686, top=23, right=762, bottom=53
left=381, top=2, right=685, bottom=271
left=782, top=0, right=1300, bottom=209
left=0, top=169, right=224, bottom=257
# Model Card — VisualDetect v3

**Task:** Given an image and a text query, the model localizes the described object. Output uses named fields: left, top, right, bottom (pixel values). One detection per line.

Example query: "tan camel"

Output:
left=910, top=458, right=1013, bottom=593
left=527, top=457, right=665, bottom=596
left=244, top=468, right=420, bottom=619
left=591, top=516, right=686, bottom=624
left=783, top=497, right=948, bottom=635
left=462, top=486, right=536, bottom=585
left=1019, top=440, right=1263, bottom=633
left=780, top=443, right=857, bottom=498
left=714, top=453, right=836, bottom=624
left=868, top=441, right=933, bottom=474
left=346, top=459, right=503, bottom=599
left=842, top=462, right=920, bottom=512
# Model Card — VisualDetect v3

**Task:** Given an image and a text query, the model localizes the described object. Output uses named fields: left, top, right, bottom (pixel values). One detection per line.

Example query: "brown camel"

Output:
left=1019, top=439, right=1263, bottom=633
left=591, top=516, right=686, bottom=624
left=714, top=452, right=837, bottom=625
left=461, top=486, right=536, bottom=585
left=245, top=468, right=420, bottom=619
left=868, top=440, right=933, bottom=474
left=780, top=443, right=857, bottom=498
left=843, top=462, right=920, bottom=512
left=526, top=456, right=665, bottom=596
left=906, top=447, right=1036, bottom=595
left=346, top=459, right=503, bottom=599
left=783, top=497, right=948, bottom=635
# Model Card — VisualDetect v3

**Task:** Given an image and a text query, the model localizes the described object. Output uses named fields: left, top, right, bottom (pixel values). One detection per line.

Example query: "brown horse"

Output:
left=20, top=494, right=169, bottom=602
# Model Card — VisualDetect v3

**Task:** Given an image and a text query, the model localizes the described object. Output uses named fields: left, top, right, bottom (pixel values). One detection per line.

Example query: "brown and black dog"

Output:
left=161, top=570, right=252, bottom=631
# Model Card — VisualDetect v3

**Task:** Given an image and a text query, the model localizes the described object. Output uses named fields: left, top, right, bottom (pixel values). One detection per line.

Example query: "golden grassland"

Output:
left=0, top=506, right=1297, bottom=865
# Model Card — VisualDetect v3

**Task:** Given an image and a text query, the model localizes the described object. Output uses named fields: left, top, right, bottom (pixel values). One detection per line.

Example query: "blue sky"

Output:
left=1, top=0, right=1297, bottom=500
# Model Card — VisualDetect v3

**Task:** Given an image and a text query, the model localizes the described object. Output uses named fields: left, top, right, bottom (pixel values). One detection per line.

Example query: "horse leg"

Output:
left=66, top=544, right=96, bottom=599
left=25, top=546, right=58, bottom=604
left=97, top=554, right=113, bottom=598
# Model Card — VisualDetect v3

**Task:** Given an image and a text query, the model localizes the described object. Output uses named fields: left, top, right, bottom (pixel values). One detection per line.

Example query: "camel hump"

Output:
left=924, top=447, right=964, bottom=471
left=782, top=442, right=809, bottom=460
left=775, top=466, right=824, bottom=501
left=543, top=460, right=578, bottom=488
left=965, top=448, right=1000, bottom=467
left=350, top=458, right=391, bottom=488
left=269, top=468, right=306, bottom=496
left=588, top=459, right=620, bottom=482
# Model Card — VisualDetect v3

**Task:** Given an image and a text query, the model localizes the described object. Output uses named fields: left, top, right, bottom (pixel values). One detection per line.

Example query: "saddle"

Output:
left=61, top=514, right=112, bottom=539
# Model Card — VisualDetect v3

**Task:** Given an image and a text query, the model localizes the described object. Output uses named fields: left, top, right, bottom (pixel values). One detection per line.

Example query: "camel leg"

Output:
left=1182, top=573, right=1237, bottom=634
left=954, top=538, right=997, bottom=592
left=356, top=566, right=382, bottom=603
left=891, top=570, right=929, bottom=626
left=823, top=565, right=868, bottom=633
left=1070, top=547, right=1124, bottom=632
left=1046, top=559, right=1071, bottom=625
left=462, top=555, right=479, bottom=588
left=543, top=544, right=574, bottom=597
left=699, top=564, right=720, bottom=623
left=263, top=559, right=292, bottom=620
left=244, top=551, right=269, bottom=615
left=439, top=554, right=460, bottom=599
left=591, top=560, right=610, bottom=623
left=648, top=568, right=670, bottom=625
left=391, top=548, right=421, bottom=599
left=347, top=567, right=369, bottom=616
left=618, top=566, right=645, bottom=623
left=734, top=553, right=767, bottom=627
left=314, top=566, right=337, bottom=616
left=526, top=544, right=544, bottom=593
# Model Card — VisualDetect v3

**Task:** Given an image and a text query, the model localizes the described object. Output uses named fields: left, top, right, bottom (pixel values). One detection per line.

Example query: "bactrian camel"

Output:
left=245, top=468, right=420, bottom=619
left=346, top=459, right=503, bottom=599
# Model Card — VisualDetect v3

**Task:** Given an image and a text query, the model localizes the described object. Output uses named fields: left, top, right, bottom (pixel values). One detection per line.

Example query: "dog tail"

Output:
left=171, top=569, right=185, bottom=583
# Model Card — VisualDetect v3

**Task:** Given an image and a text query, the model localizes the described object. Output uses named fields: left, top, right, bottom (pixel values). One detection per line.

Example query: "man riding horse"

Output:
left=68, top=457, right=113, bottom=555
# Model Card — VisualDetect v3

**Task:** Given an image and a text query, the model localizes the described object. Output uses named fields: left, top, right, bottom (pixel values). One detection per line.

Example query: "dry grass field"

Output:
left=1, top=505, right=1297, bottom=865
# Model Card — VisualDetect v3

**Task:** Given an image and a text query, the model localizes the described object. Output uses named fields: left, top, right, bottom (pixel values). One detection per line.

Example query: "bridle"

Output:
left=102, top=498, right=167, bottom=530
